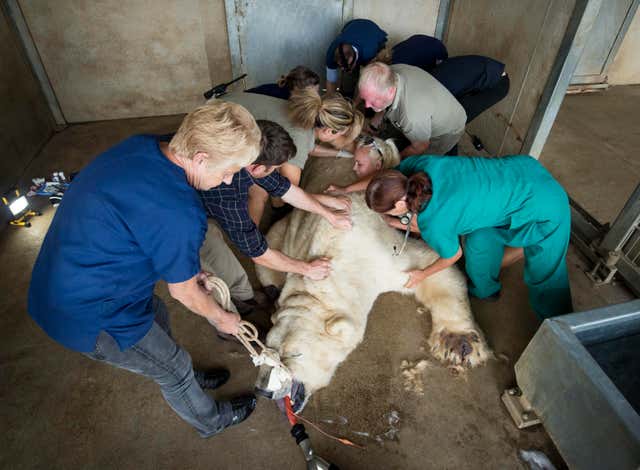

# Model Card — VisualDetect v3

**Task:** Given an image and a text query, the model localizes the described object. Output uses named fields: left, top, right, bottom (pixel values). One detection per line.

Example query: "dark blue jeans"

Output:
left=84, top=296, right=231, bottom=437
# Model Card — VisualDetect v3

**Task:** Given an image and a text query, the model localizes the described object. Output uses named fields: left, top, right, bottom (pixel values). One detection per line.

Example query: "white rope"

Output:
left=204, top=274, right=292, bottom=372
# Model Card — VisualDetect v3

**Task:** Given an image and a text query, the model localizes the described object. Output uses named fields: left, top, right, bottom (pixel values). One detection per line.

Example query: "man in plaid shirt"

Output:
left=199, top=120, right=351, bottom=313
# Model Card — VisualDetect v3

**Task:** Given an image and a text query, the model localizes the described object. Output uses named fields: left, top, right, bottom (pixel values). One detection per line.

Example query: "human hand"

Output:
left=211, top=310, right=242, bottom=335
left=404, top=269, right=428, bottom=288
left=328, top=211, right=352, bottom=230
left=304, top=257, right=332, bottom=280
left=324, top=184, right=348, bottom=196
left=196, top=271, right=214, bottom=292
left=322, top=194, right=352, bottom=212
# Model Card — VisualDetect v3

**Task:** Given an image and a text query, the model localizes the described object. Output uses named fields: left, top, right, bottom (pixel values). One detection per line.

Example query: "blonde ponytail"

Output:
left=379, top=138, right=400, bottom=168
left=288, top=87, right=323, bottom=129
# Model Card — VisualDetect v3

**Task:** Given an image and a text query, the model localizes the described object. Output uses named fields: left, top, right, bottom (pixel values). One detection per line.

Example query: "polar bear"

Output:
left=256, top=193, right=491, bottom=398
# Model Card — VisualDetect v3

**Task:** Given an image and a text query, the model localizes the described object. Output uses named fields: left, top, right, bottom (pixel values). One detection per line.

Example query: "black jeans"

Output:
left=459, top=75, right=510, bottom=124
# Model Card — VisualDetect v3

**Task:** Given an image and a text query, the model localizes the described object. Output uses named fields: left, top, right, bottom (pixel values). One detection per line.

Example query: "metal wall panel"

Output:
left=225, top=0, right=346, bottom=88
left=572, top=0, right=636, bottom=84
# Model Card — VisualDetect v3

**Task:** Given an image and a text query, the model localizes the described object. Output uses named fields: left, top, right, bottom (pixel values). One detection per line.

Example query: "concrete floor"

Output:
left=1, top=87, right=637, bottom=469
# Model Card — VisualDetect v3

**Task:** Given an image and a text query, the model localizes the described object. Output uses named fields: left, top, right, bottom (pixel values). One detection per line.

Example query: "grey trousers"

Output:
left=199, top=220, right=254, bottom=302
left=84, top=296, right=232, bottom=437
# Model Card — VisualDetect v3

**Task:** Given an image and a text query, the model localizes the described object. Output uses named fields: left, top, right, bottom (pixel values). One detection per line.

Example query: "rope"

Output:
left=203, top=274, right=287, bottom=367
left=207, top=274, right=365, bottom=450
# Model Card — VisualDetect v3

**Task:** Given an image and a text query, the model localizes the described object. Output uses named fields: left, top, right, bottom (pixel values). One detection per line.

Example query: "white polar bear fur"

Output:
left=256, top=193, right=491, bottom=396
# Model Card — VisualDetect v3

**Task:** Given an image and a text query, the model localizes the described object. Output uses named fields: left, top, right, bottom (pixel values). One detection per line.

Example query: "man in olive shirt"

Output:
left=358, top=62, right=467, bottom=157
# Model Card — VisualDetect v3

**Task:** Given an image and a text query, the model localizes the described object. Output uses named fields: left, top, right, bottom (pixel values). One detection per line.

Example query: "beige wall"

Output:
left=18, top=0, right=232, bottom=122
left=446, top=0, right=576, bottom=156
left=0, top=7, right=53, bottom=195
left=353, top=0, right=440, bottom=44
left=608, top=8, right=640, bottom=85
left=19, top=0, right=442, bottom=122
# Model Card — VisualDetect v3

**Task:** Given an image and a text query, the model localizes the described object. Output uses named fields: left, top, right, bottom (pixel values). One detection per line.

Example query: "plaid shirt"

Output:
left=199, top=169, right=291, bottom=258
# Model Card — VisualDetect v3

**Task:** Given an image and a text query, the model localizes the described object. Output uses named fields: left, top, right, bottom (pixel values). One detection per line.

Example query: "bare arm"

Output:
left=168, top=274, right=240, bottom=334
left=326, top=173, right=375, bottom=195
left=281, top=184, right=352, bottom=230
left=309, top=143, right=355, bottom=159
left=405, top=247, right=463, bottom=288
left=309, top=144, right=344, bottom=158
left=252, top=248, right=331, bottom=281
left=400, top=140, right=430, bottom=158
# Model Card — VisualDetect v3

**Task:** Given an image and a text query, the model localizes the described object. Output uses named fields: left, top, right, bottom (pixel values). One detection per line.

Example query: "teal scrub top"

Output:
left=395, top=155, right=558, bottom=259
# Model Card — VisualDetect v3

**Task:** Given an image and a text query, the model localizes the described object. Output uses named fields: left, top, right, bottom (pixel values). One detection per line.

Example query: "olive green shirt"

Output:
left=217, top=92, right=315, bottom=169
left=386, top=64, right=467, bottom=144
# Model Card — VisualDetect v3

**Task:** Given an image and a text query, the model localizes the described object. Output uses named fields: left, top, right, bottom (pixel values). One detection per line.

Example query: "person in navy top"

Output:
left=245, top=65, right=320, bottom=101
left=325, top=19, right=388, bottom=94
left=199, top=120, right=352, bottom=304
left=28, top=102, right=263, bottom=438
left=430, top=55, right=510, bottom=124
left=390, top=34, right=448, bottom=71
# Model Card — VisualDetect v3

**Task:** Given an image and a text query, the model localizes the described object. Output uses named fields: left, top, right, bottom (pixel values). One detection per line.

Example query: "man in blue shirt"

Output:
left=28, top=102, right=263, bottom=438
left=199, top=120, right=353, bottom=308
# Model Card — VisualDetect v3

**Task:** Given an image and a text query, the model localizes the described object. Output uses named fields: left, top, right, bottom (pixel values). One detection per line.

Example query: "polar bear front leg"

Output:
left=414, top=268, right=491, bottom=368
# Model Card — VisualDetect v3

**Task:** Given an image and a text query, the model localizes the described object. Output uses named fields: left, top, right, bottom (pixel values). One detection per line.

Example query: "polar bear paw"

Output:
left=429, top=329, right=490, bottom=368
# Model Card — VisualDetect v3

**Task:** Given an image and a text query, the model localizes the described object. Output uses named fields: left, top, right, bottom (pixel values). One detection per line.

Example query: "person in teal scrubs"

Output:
left=361, top=154, right=573, bottom=319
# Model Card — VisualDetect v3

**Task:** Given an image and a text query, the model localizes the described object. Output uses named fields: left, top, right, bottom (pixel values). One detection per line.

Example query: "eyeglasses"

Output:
left=359, top=135, right=383, bottom=157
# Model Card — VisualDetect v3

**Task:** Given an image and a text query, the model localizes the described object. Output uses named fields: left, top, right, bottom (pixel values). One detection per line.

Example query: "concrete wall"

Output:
left=17, top=0, right=442, bottom=122
left=18, top=0, right=232, bottom=122
left=0, top=7, right=53, bottom=194
left=608, top=8, right=640, bottom=84
left=445, top=0, right=577, bottom=156
left=353, top=0, right=440, bottom=44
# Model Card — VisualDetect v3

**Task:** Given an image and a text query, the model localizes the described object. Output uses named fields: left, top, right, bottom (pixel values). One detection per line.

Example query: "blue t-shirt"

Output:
left=28, top=135, right=207, bottom=352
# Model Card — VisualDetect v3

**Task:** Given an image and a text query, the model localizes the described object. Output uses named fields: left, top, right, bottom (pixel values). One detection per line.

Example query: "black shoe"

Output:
left=472, top=135, right=485, bottom=151
left=194, top=369, right=230, bottom=390
left=270, top=204, right=293, bottom=225
left=221, top=394, right=257, bottom=428
left=232, top=291, right=271, bottom=317
left=231, top=297, right=257, bottom=317
left=263, top=285, right=281, bottom=303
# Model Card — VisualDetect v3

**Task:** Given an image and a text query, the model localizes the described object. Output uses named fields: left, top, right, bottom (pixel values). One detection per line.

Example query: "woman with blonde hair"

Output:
left=350, top=135, right=400, bottom=178
left=288, top=87, right=364, bottom=159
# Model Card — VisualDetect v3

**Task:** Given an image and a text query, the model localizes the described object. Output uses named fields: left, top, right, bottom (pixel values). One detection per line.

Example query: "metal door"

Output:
left=225, top=0, right=349, bottom=88
left=571, top=0, right=639, bottom=84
